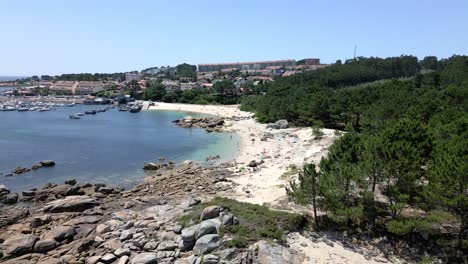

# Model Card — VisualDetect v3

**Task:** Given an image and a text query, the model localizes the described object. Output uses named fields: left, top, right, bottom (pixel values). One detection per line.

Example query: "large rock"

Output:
left=254, top=240, right=305, bottom=264
left=266, top=119, right=289, bottom=129
left=65, top=215, right=102, bottom=226
left=2, top=193, right=18, bottom=204
left=12, top=166, right=30, bottom=174
left=31, top=163, right=43, bottom=170
left=276, top=119, right=289, bottom=129
left=41, top=195, right=99, bottom=212
left=200, top=254, right=219, bottom=264
left=2, top=234, right=38, bottom=256
left=40, top=160, right=55, bottom=167
left=197, top=219, right=220, bottom=239
left=30, top=215, right=52, bottom=227
left=51, top=226, right=76, bottom=242
left=0, top=184, right=10, bottom=195
left=157, top=240, right=178, bottom=251
left=34, top=237, right=58, bottom=252
left=247, top=160, right=258, bottom=167
left=193, top=234, right=220, bottom=255
left=131, top=252, right=157, bottom=264
left=101, top=253, right=117, bottom=263
left=200, top=206, right=220, bottom=221
left=114, top=247, right=131, bottom=257
left=143, top=162, right=161, bottom=170
left=180, top=225, right=198, bottom=251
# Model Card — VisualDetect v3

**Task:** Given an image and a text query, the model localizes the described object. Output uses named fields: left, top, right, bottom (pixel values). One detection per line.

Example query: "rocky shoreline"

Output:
left=0, top=161, right=305, bottom=264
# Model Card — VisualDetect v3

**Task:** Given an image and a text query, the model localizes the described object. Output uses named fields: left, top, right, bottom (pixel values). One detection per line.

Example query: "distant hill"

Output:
left=0, top=76, right=26, bottom=82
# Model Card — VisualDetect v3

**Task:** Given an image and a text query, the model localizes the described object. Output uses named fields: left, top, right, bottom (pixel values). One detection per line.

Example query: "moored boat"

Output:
left=69, top=115, right=80, bottom=119
left=129, top=105, right=143, bottom=113
left=85, top=110, right=96, bottom=115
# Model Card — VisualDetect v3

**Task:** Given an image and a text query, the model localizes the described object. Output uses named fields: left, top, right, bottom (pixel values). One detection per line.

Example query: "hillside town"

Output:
left=0, top=58, right=327, bottom=99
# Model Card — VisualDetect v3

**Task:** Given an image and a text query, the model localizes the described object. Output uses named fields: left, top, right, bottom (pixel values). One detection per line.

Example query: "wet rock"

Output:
left=51, top=226, right=76, bottom=242
left=0, top=184, right=10, bottom=195
left=21, top=190, right=35, bottom=197
left=64, top=179, right=77, bottom=185
left=40, top=160, right=55, bottom=167
left=12, top=166, right=30, bottom=174
left=3, top=234, right=38, bottom=256
left=200, top=206, right=220, bottom=221
left=206, top=155, right=220, bottom=161
left=143, top=162, right=161, bottom=170
left=31, top=163, right=43, bottom=170
left=193, top=234, right=220, bottom=255
left=64, top=185, right=84, bottom=196
left=98, top=186, right=114, bottom=194
left=131, top=252, right=157, bottom=264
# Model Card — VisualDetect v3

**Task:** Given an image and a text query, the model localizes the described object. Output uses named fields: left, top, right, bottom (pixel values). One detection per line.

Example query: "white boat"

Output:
left=76, top=112, right=85, bottom=116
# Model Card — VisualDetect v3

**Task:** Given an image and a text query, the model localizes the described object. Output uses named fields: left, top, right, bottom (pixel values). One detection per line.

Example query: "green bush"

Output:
left=178, top=197, right=308, bottom=248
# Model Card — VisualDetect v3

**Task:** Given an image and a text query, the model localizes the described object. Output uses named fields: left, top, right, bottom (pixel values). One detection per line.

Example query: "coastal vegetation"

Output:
left=235, top=55, right=468, bottom=261
left=178, top=197, right=307, bottom=248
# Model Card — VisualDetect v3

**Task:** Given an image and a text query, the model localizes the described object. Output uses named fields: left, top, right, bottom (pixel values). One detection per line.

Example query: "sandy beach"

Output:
left=148, top=102, right=337, bottom=206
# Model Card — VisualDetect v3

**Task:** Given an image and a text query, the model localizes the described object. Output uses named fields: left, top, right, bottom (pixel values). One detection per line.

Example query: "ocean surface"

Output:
left=0, top=106, right=239, bottom=192
left=0, top=76, right=23, bottom=82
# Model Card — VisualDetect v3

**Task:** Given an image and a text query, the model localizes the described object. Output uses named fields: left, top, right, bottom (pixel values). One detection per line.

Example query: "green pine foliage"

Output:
left=279, top=55, right=467, bottom=261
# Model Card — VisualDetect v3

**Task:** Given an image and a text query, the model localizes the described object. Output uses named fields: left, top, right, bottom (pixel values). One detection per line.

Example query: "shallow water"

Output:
left=0, top=105, right=239, bottom=192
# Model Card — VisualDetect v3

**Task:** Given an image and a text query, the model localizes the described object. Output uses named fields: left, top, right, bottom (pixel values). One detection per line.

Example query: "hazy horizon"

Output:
left=1, top=0, right=467, bottom=76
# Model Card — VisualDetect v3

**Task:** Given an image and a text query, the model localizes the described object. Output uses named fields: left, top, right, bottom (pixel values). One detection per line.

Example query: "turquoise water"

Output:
left=0, top=106, right=239, bottom=192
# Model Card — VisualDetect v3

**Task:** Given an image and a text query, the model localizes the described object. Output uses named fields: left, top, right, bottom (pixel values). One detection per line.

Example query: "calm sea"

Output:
left=0, top=106, right=239, bottom=192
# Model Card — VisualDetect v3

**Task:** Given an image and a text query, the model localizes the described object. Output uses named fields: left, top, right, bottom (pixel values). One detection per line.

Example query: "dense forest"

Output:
left=55, top=72, right=127, bottom=81
left=241, top=56, right=467, bottom=262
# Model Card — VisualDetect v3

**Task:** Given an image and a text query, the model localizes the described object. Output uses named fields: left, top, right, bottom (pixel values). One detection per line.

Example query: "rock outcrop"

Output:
left=173, top=116, right=226, bottom=133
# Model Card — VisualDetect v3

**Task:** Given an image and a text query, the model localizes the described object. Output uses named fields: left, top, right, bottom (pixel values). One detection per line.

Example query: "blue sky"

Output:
left=1, top=0, right=467, bottom=76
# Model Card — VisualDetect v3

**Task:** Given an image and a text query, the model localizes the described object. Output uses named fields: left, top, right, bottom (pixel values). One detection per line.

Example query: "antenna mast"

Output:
left=354, top=44, right=357, bottom=60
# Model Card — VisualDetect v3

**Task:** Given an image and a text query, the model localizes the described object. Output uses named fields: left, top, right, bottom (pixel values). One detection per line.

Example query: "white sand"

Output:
left=148, top=102, right=403, bottom=264
left=149, top=102, right=336, bottom=206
